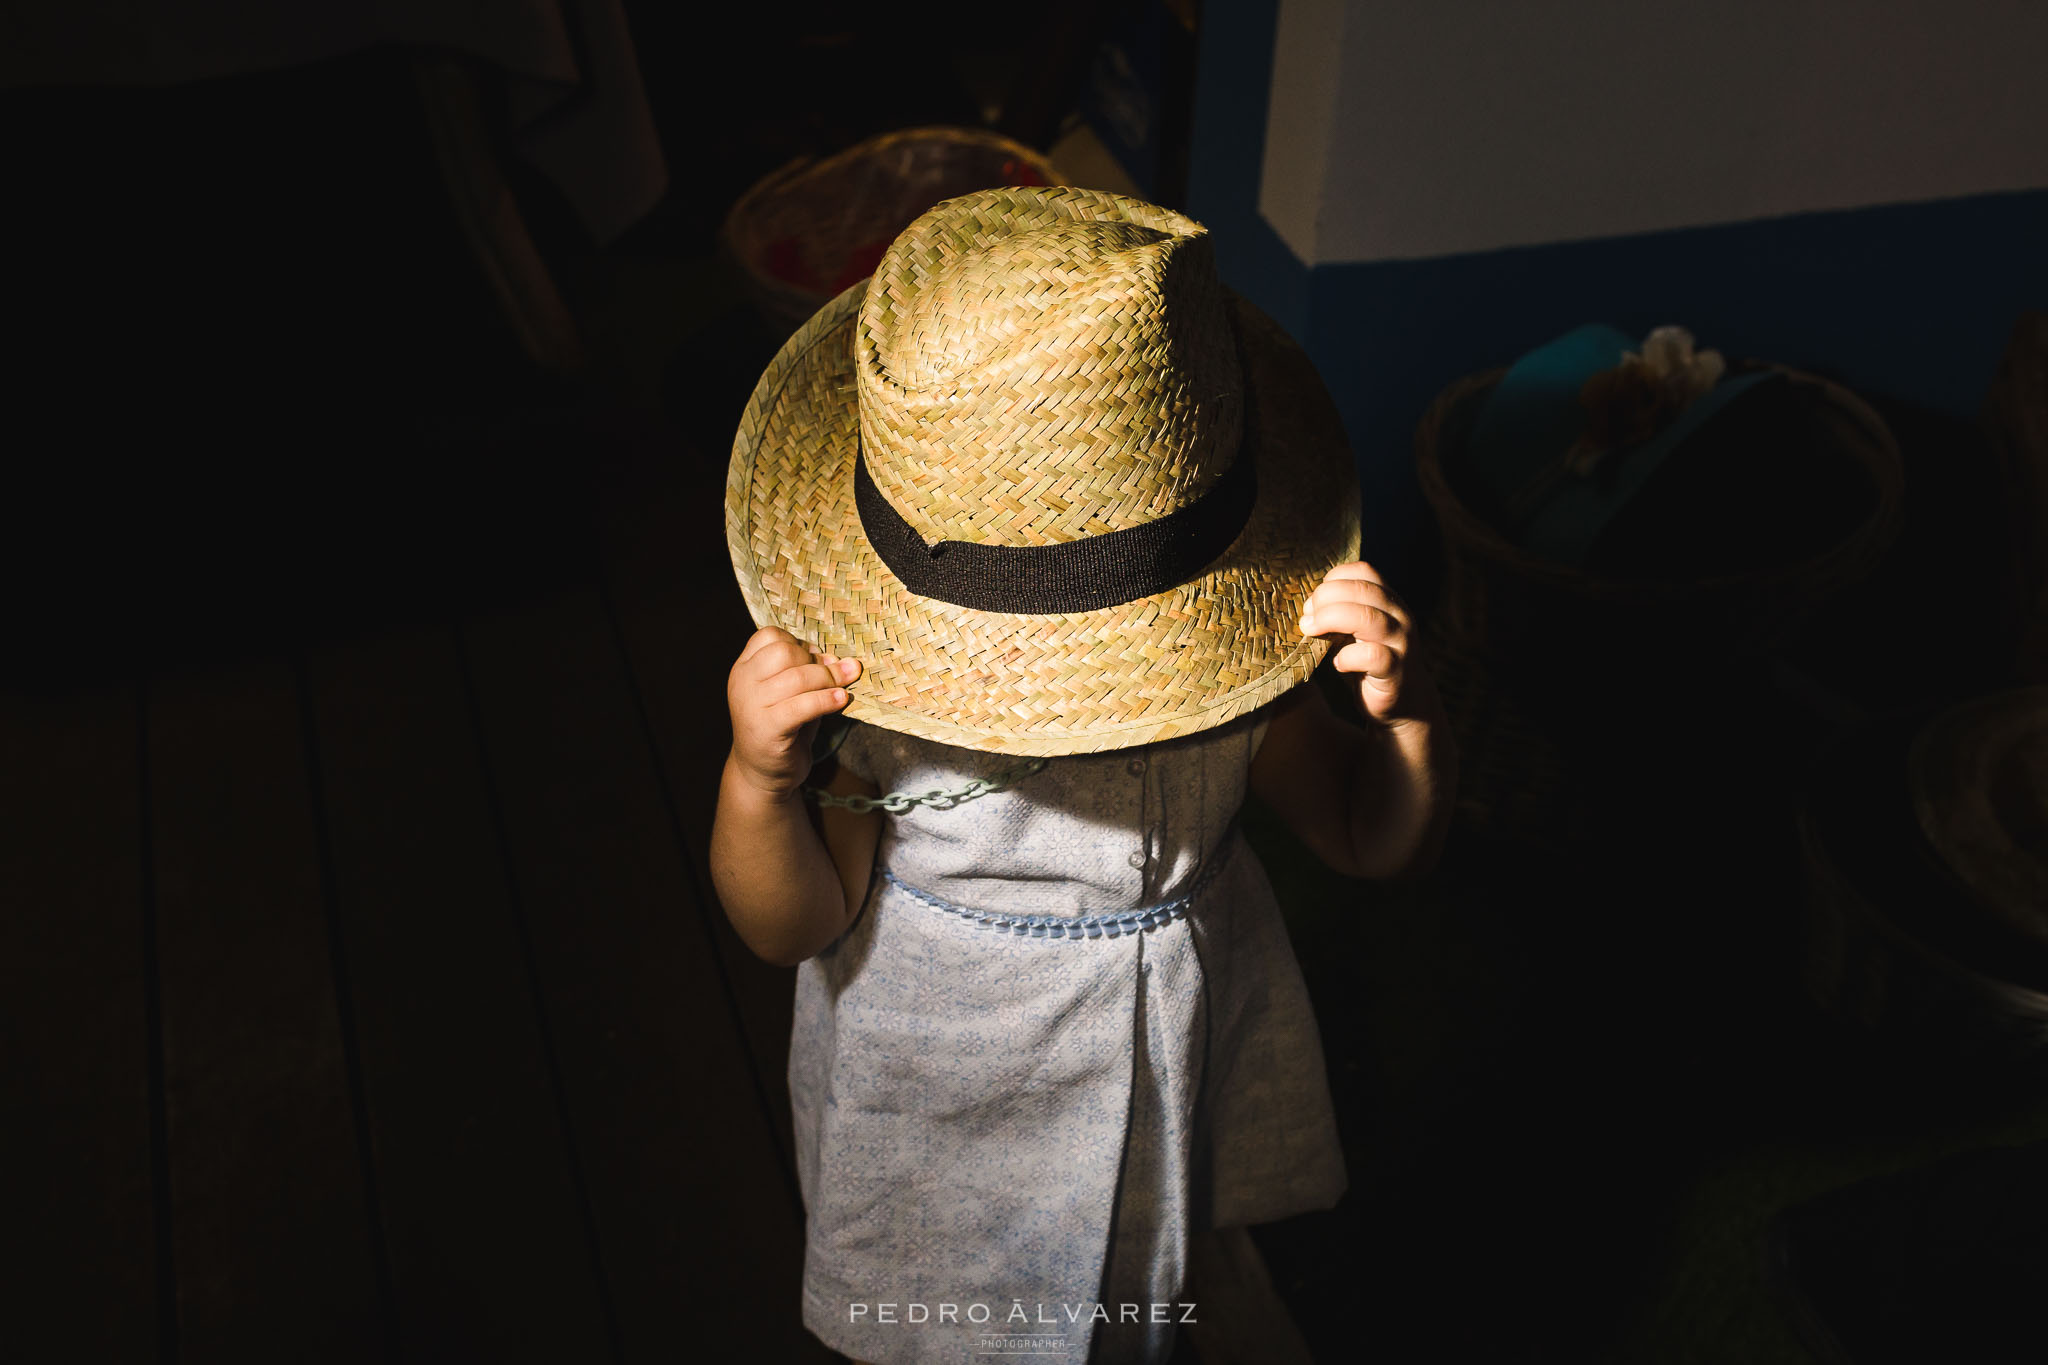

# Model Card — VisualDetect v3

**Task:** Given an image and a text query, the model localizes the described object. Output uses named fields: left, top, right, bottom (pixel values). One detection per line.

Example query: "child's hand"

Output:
left=1299, top=562, right=1437, bottom=728
left=727, top=627, right=862, bottom=800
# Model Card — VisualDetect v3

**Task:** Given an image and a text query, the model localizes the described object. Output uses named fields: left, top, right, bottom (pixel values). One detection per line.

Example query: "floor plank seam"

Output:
left=451, top=619, right=630, bottom=1365
left=291, top=650, right=403, bottom=1361
left=136, top=677, right=181, bottom=1365
left=596, top=566, right=812, bottom=1230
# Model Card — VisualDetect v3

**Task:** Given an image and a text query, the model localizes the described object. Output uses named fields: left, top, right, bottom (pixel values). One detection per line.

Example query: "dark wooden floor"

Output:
left=0, top=380, right=854, bottom=1360
left=0, top=37, right=1112, bottom=1363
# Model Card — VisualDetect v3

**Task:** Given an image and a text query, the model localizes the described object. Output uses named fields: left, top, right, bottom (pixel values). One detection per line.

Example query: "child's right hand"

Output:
left=726, top=627, right=862, bottom=801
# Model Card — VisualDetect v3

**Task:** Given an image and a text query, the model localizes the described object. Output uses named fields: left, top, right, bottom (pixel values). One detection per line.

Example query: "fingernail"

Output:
left=1299, top=612, right=1314, bottom=634
left=831, top=689, right=847, bottom=704
left=839, top=658, right=861, bottom=679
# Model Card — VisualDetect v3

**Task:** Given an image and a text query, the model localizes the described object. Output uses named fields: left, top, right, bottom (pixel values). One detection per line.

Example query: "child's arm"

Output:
left=711, top=627, right=883, bottom=965
left=1250, top=563, right=1458, bottom=880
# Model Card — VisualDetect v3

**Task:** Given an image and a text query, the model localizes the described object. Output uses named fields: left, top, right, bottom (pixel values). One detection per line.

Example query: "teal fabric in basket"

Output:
left=1462, top=324, right=1781, bottom=568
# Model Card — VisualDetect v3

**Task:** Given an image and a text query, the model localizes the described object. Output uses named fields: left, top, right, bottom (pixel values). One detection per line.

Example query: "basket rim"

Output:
left=1415, top=363, right=1905, bottom=601
left=1798, top=800, right=2048, bottom=1012
left=717, top=125, right=1066, bottom=294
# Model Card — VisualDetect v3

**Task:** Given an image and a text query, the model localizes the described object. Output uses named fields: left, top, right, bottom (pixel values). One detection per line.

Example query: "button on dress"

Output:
left=789, top=706, right=1348, bottom=1364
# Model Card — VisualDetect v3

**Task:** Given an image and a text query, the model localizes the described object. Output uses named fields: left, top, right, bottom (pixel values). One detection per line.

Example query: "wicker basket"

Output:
left=1799, top=707, right=2048, bottom=1071
left=1415, top=364, right=1904, bottom=845
left=720, top=127, right=1065, bottom=337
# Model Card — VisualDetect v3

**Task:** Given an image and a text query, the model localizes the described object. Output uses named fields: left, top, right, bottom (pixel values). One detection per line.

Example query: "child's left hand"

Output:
left=1299, top=562, right=1440, bottom=728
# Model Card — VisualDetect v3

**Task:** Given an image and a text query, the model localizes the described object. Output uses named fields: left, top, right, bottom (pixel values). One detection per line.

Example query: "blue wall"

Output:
left=1185, top=0, right=2048, bottom=596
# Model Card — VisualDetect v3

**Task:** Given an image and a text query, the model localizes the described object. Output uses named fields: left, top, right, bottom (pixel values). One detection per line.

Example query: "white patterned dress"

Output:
left=789, top=705, right=1348, bottom=1364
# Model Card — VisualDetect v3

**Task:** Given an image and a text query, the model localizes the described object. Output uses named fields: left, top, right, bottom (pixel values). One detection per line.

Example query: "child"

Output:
left=713, top=187, right=1455, bottom=1364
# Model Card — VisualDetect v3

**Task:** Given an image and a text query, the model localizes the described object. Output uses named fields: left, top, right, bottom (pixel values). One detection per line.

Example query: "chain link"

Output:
left=806, top=756, right=1048, bottom=814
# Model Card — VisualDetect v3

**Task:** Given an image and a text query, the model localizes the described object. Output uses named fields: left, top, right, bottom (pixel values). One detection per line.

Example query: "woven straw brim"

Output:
left=726, top=283, right=1362, bottom=756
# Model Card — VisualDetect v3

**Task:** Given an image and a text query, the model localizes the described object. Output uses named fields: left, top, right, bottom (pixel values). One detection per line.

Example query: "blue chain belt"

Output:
left=876, top=828, right=1238, bottom=940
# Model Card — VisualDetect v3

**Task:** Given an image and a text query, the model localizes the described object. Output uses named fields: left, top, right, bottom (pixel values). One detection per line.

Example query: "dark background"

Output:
left=2, top=3, right=2045, bottom=1363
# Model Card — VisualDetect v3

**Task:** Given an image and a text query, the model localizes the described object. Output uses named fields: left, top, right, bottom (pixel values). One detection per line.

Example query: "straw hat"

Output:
left=725, top=185, right=1361, bottom=756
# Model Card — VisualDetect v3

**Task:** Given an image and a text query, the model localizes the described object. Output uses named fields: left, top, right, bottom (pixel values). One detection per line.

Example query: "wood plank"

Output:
left=147, top=659, right=386, bottom=1359
left=0, top=684, right=158, bottom=1361
left=458, top=589, right=831, bottom=1363
left=303, top=629, right=617, bottom=1361
left=593, top=431, right=807, bottom=1210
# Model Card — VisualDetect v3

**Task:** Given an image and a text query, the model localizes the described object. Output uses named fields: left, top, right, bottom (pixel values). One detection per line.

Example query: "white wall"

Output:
left=1261, top=0, right=2048, bottom=266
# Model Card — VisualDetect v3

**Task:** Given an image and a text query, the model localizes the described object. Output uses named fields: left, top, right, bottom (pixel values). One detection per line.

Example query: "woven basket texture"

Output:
left=1802, top=809, right=2048, bottom=1066
left=1800, top=712, right=2048, bottom=1071
left=721, top=126, right=1064, bottom=337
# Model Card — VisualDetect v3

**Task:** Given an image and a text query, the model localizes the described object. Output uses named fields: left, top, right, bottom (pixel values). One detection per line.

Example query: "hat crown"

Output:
left=856, top=186, right=1244, bottom=548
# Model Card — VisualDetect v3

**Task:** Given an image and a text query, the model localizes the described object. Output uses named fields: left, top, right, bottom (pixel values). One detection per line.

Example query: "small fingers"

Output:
left=1332, top=638, right=1402, bottom=681
left=1300, top=599, right=1403, bottom=641
left=1302, top=579, right=1409, bottom=633
left=1312, top=559, right=1409, bottom=604
left=760, top=658, right=860, bottom=704
left=817, top=652, right=864, bottom=682
left=768, top=683, right=852, bottom=732
left=736, top=641, right=813, bottom=686
left=738, top=626, right=800, bottom=665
